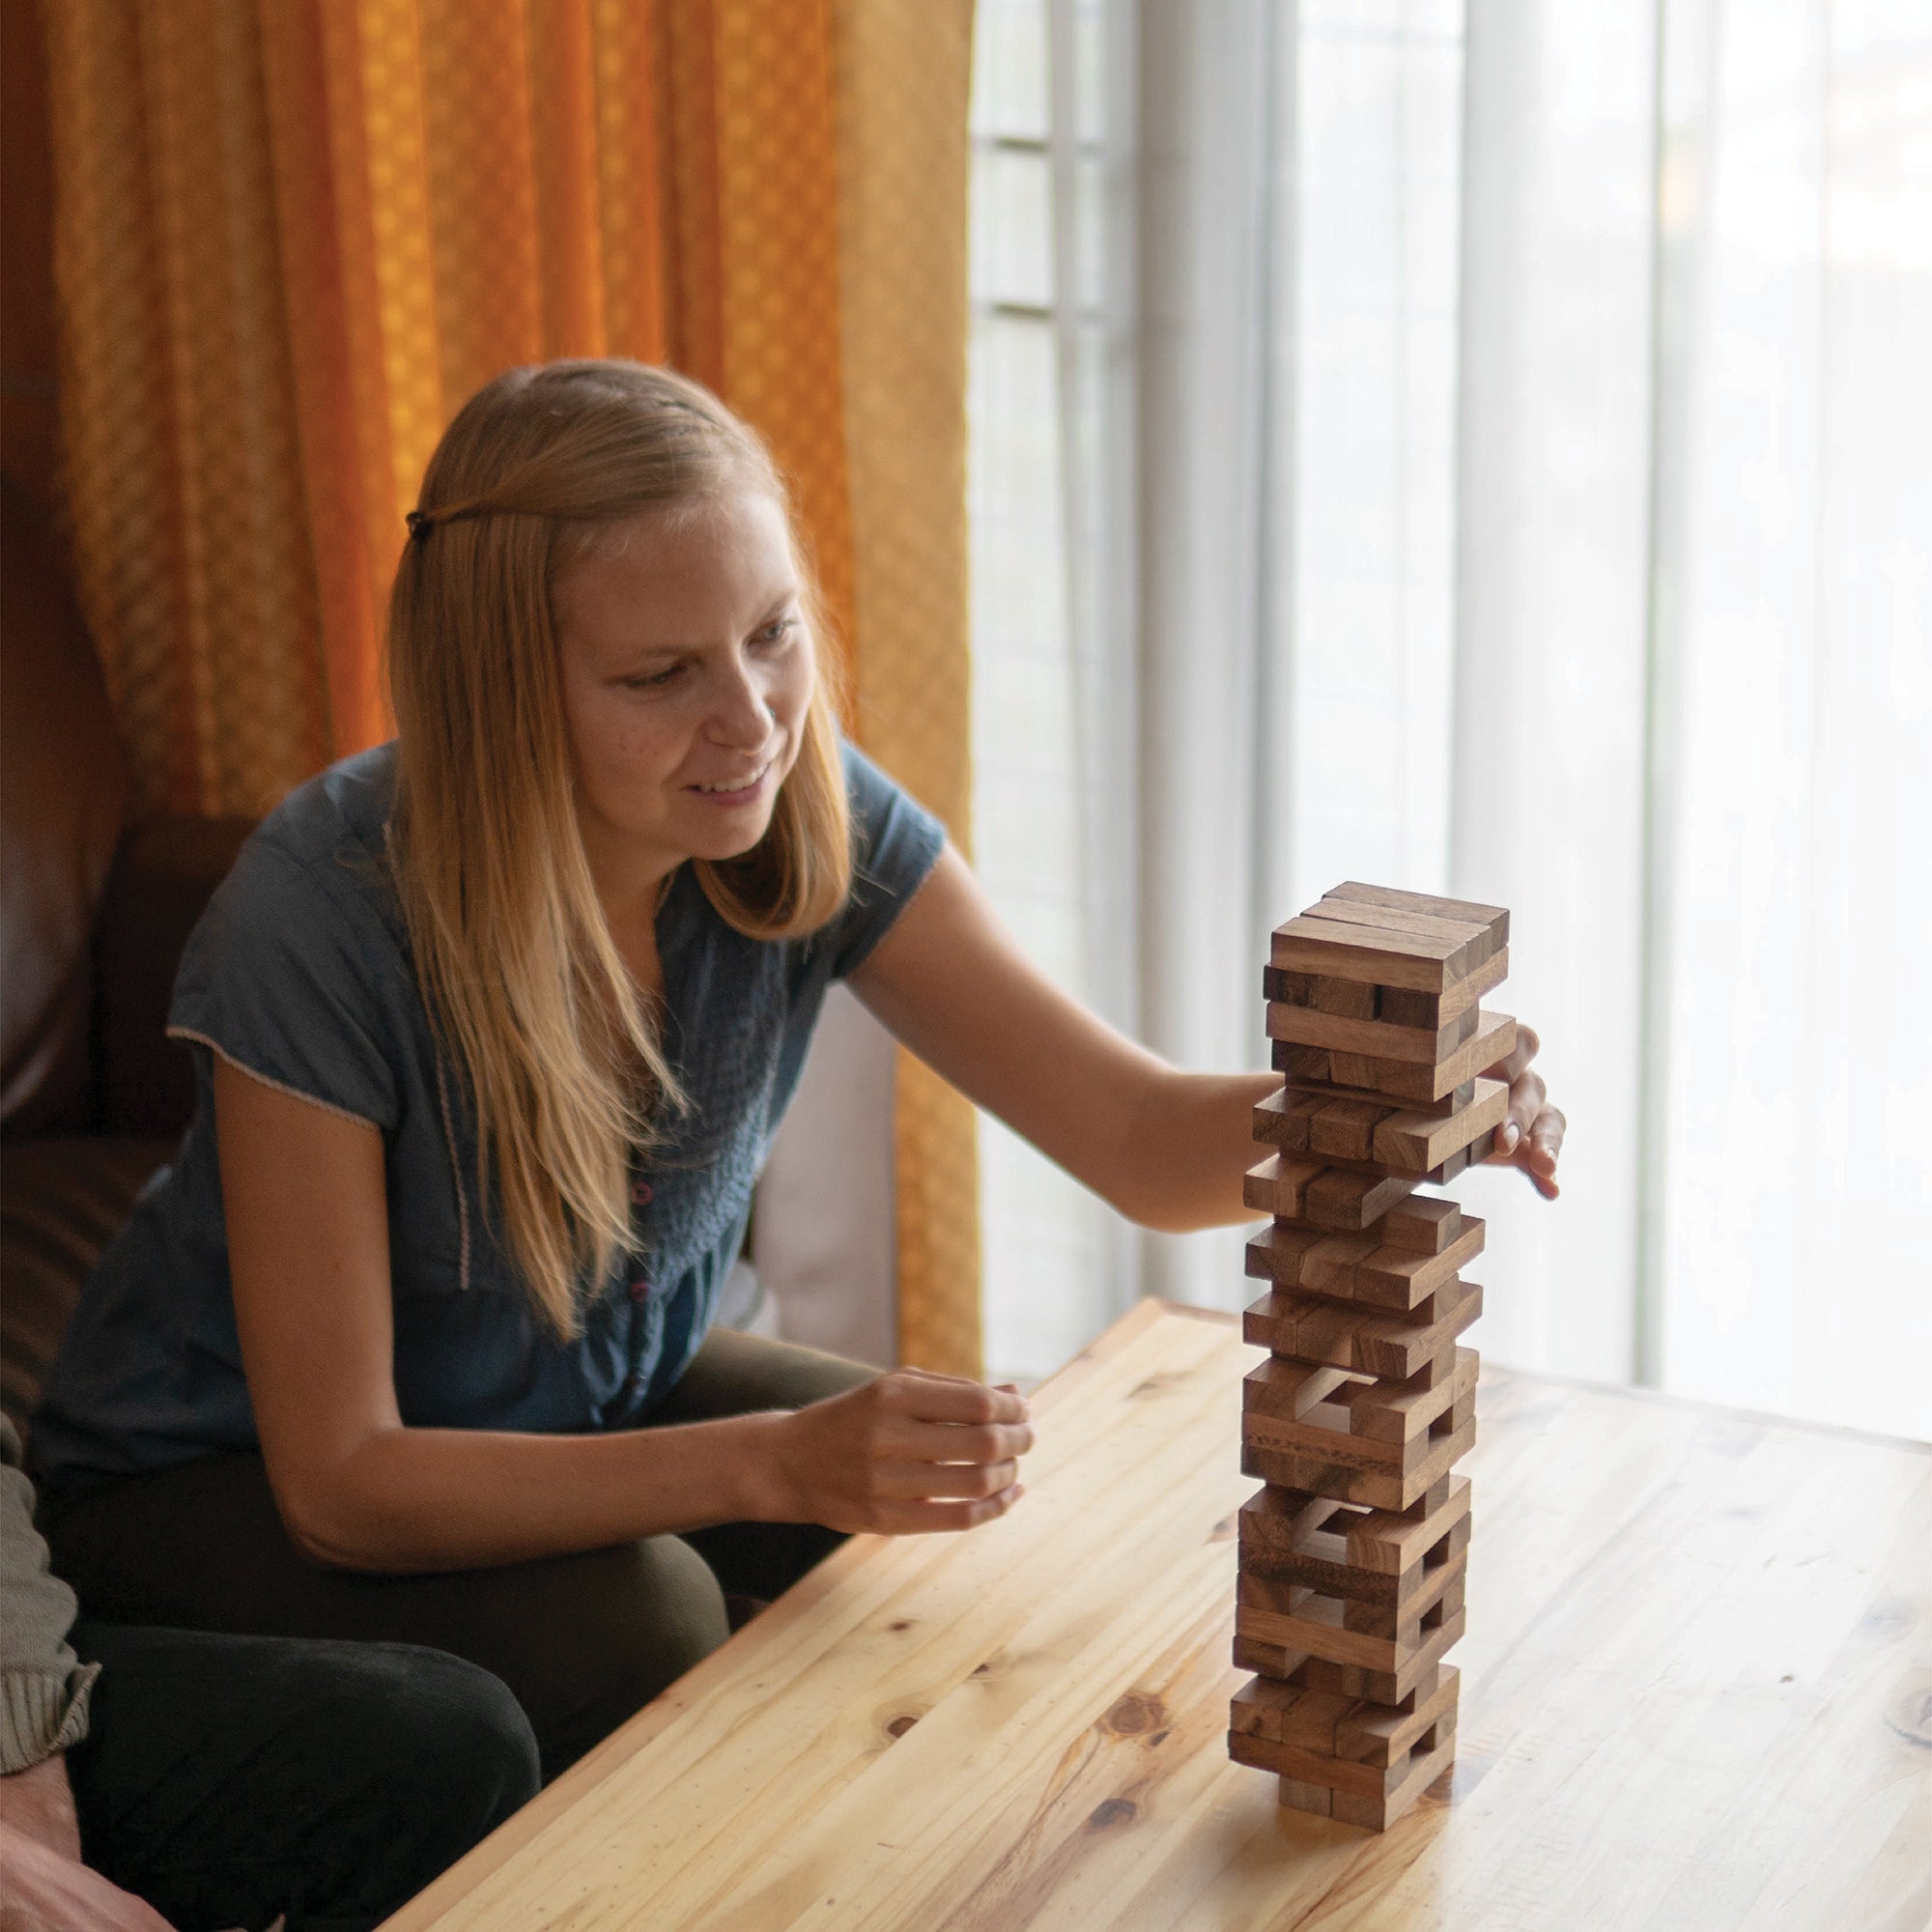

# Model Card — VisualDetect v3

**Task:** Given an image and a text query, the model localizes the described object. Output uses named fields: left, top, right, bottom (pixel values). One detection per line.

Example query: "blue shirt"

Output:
left=29, top=739, right=944, bottom=1496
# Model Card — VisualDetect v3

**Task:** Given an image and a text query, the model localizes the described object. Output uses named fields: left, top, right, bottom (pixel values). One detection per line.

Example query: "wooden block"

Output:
left=1242, top=1154, right=1326, bottom=1217
left=1372, top=1079, right=1508, bottom=1173
left=1276, top=1043, right=1331, bottom=1082
left=1346, top=1222, right=1487, bottom=1314
left=1252, top=1086, right=1325, bottom=1153
left=1286, top=1076, right=1476, bottom=1122
left=1243, top=1280, right=1484, bottom=1378
left=1286, top=1010, right=1515, bottom=1104
left=1303, top=1166, right=1416, bottom=1232
left=1277, top=1776, right=1334, bottom=1819
left=1270, top=916, right=1479, bottom=994
left=1323, top=880, right=1508, bottom=952
left=1334, top=1347, right=1480, bottom=1447
left=1307, top=1098, right=1395, bottom=1161
left=1239, top=1356, right=1360, bottom=1424
left=1234, top=1543, right=1470, bottom=1673
left=1243, top=1221, right=1326, bottom=1287
left=1265, top=999, right=1480, bottom=1065
left=1297, top=899, right=1495, bottom=974
left=1378, top=946, right=1508, bottom=1028
left=1327, top=1719, right=1459, bottom=1830
left=1239, top=1474, right=1471, bottom=1585
left=1233, top=1602, right=1467, bottom=1707
left=1242, top=1409, right=1475, bottom=1513
left=1339, top=1526, right=1472, bottom=1636
left=1264, top=967, right=1382, bottom=1021
left=1378, top=1196, right=1463, bottom=1254
left=1230, top=1663, right=1460, bottom=1774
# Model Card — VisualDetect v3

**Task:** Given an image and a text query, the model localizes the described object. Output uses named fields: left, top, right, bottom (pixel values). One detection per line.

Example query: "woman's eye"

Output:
left=755, top=617, right=795, bottom=646
left=626, top=665, right=685, bottom=691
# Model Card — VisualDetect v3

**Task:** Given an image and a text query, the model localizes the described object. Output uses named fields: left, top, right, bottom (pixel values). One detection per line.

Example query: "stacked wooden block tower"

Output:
left=1228, top=880, right=1513, bottom=1830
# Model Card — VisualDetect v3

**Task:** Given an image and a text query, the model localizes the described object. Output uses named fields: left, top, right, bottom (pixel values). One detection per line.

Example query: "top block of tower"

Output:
left=1271, top=884, right=1510, bottom=993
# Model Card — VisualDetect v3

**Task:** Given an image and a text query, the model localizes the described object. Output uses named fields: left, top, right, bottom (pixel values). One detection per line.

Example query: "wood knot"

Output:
left=1208, top=1514, right=1236, bottom=1543
left=887, top=1618, right=914, bottom=1633
left=885, top=1713, right=920, bottom=1739
left=1087, top=1798, right=1137, bottom=1831
left=1129, top=1373, right=1183, bottom=1399
left=1885, top=1678, right=1932, bottom=1748
left=1098, top=1691, right=1166, bottom=1737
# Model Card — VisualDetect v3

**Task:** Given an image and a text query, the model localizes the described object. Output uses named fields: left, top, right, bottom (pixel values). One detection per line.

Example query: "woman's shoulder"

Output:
left=233, top=742, right=404, bottom=929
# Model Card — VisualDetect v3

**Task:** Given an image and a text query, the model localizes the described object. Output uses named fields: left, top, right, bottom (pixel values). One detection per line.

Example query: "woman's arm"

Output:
left=849, top=846, right=1565, bottom=1230
left=214, top=1061, right=1029, bottom=1574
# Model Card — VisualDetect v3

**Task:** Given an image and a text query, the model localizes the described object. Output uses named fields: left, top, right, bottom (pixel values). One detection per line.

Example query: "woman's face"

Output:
left=553, top=488, right=815, bottom=891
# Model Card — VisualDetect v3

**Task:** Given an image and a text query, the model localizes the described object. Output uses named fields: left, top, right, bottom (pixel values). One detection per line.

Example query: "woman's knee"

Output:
left=525, top=1533, right=729, bottom=1779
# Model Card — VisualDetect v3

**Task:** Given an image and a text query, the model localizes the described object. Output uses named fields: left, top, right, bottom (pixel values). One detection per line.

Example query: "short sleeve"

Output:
left=167, top=832, right=406, bottom=1130
left=823, top=741, right=948, bottom=980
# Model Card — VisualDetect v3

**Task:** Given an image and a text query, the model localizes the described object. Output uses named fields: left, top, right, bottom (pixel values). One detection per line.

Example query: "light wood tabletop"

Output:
left=382, top=1300, right=1931, bottom=1932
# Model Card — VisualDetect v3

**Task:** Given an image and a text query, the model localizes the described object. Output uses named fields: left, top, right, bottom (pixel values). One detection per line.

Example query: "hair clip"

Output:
left=405, top=509, right=433, bottom=541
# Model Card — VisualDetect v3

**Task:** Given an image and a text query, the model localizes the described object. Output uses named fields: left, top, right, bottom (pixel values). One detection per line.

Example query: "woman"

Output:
left=32, top=361, right=1564, bottom=1785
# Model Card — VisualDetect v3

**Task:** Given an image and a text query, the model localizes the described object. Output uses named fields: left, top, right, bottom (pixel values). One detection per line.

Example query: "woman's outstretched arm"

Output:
left=849, top=845, right=1565, bottom=1230
left=214, top=1060, right=1030, bottom=1574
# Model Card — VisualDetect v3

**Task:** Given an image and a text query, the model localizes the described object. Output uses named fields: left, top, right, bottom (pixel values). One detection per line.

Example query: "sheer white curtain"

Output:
left=967, top=0, right=1932, bottom=1436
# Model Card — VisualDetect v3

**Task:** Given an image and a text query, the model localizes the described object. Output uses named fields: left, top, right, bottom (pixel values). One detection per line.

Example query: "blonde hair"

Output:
left=387, top=360, right=851, bottom=1339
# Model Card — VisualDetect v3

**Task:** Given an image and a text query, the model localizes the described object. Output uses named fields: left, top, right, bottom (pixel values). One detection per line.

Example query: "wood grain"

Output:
left=380, top=1305, right=1932, bottom=1932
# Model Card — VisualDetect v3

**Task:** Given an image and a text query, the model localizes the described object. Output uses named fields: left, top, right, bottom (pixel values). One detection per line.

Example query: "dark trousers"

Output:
left=44, top=1330, right=874, bottom=1789
left=67, top=1621, right=540, bottom=1932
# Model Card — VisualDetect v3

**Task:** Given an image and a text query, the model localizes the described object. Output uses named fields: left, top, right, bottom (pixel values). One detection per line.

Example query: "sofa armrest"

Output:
left=94, top=816, right=256, bottom=1137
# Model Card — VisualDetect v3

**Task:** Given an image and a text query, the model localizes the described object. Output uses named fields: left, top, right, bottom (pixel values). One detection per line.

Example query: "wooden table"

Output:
left=384, top=1301, right=1932, bottom=1931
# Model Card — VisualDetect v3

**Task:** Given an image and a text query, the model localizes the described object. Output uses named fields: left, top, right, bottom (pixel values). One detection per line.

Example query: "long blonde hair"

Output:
left=387, top=360, right=851, bottom=1339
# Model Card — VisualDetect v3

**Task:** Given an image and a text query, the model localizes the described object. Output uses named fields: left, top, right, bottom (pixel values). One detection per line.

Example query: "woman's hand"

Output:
left=1485, top=1022, right=1565, bottom=1199
left=757, top=1369, right=1033, bottom=1536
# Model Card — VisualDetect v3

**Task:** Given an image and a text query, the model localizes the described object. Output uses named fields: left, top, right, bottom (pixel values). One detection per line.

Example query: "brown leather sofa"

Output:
left=0, top=478, right=253, bottom=1433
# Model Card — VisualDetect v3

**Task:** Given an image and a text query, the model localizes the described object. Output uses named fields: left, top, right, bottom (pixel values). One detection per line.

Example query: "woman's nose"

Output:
left=707, top=655, right=774, bottom=746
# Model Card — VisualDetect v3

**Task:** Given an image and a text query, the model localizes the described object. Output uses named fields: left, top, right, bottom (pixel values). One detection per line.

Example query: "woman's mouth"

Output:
left=687, top=759, right=775, bottom=808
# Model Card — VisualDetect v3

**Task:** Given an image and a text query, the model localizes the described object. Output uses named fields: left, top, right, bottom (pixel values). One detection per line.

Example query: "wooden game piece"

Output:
left=1242, top=1280, right=1484, bottom=1378
left=1245, top=1219, right=1483, bottom=1313
left=1321, top=880, right=1508, bottom=951
left=1371, top=1079, right=1508, bottom=1172
left=1296, top=898, right=1497, bottom=970
left=1276, top=1010, right=1515, bottom=1103
left=1241, top=1153, right=1326, bottom=1218
left=1307, top=1097, right=1395, bottom=1161
left=1285, top=1075, right=1476, bottom=1121
left=1234, top=1601, right=1466, bottom=1706
left=1270, top=916, right=1481, bottom=994
left=1265, top=998, right=1481, bottom=1065
left=1239, top=1406, right=1475, bottom=1512
left=1303, top=1166, right=1417, bottom=1231
left=1378, top=1195, right=1463, bottom=1253
left=1231, top=1664, right=1460, bottom=1769
left=1251, top=1086, right=1327, bottom=1152
left=1377, top=946, right=1508, bottom=1028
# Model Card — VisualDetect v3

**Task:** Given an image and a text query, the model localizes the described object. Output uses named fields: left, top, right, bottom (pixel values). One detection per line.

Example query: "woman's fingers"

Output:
left=1483, top=1020, right=1541, bottom=1090
left=883, top=1369, right=1030, bottom=1428
left=873, top=1457, right=1023, bottom=1502
left=884, top=1415, right=1036, bottom=1465
left=878, top=1483, right=1025, bottom=1535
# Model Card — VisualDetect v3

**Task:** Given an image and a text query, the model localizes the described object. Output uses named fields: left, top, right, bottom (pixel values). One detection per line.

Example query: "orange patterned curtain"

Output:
left=40, top=0, right=981, bottom=1377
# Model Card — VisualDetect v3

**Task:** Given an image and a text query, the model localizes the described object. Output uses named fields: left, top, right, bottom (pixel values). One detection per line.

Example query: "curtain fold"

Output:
left=42, top=0, right=980, bottom=1375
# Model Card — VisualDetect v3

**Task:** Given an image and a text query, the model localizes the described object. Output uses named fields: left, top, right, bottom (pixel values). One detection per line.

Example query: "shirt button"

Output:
left=629, top=1278, right=649, bottom=1303
left=625, top=1369, right=646, bottom=1396
left=631, top=1180, right=653, bottom=1207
